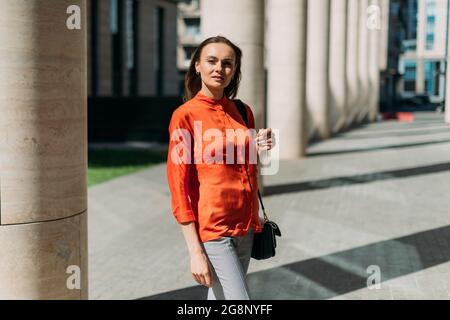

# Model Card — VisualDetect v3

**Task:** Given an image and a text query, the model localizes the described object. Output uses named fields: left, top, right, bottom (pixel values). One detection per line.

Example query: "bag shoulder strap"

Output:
left=234, top=98, right=249, bottom=127
left=233, top=99, right=268, bottom=222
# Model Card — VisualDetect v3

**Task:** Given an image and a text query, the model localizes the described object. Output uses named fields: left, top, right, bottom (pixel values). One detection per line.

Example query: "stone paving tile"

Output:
left=88, top=113, right=450, bottom=300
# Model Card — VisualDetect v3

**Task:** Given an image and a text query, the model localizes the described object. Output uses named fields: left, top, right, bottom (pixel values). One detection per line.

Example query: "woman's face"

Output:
left=195, top=43, right=236, bottom=93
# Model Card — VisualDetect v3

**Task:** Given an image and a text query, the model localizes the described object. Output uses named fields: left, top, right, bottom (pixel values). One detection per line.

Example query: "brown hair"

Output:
left=183, top=35, right=242, bottom=102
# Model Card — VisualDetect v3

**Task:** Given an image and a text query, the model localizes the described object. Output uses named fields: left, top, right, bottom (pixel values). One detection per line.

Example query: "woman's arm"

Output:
left=180, top=222, right=212, bottom=288
left=167, top=110, right=211, bottom=288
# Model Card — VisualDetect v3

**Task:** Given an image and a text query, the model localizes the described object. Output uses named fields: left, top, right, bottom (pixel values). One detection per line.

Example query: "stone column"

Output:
left=201, top=0, right=265, bottom=129
left=266, top=0, right=307, bottom=158
left=416, top=59, right=425, bottom=94
left=0, top=0, right=88, bottom=299
left=329, top=0, right=348, bottom=133
left=306, top=0, right=331, bottom=139
left=356, top=0, right=370, bottom=123
left=446, top=0, right=450, bottom=123
left=138, top=0, right=155, bottom=95
left=201, top=0, right=265, bottom=191
left=97, top=0, right=112, bottom=96
left=368, top=0, right=381, bottom=121
left=378, top=0, right=389, bottom=71
left=122, top=0, right=130, bottom=96
left=346, top=0, right=360, bottom=127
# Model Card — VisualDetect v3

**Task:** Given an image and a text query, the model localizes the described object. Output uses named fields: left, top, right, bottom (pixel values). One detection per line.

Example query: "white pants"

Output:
left=202, top=228, right=254, bottom=300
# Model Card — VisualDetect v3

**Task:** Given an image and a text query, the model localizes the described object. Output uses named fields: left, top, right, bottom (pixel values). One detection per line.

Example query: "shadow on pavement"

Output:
left=336, top=127, right=450, bottom=140
left=264, top=161, right=450, bottom=196
left=307, top=139, right=450, bottom=157
left=356, top=120, right=447, bottom=132
left=139, top=225, right=450, bottom=300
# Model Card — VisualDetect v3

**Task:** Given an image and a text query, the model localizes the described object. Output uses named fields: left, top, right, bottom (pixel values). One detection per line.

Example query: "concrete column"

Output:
left=201, top=0, right=265, bottom=129
left=329, top=0, right=348, bottom=133
left=87, top=0, right=92, bottom=96
left=368, top=0, right=381, bottom=121
left=122, top=0, right=130, bottom=96
left=416, top=59, right=425, bottom=93
left=446, top=2, right=450, bottom=123
left=378, top=0, right=389, bottom=71
left=356, top=0, right=370, bottom=123
left=163, top=3, right=181, bottom=96
left=345, top=0, right=360, bottom=127
left=0, top=0, right=88, bottom=299
left=138, top=0, right=154, bottom=95
left=97, top=0, right=112, bottom=96
left=266, top=0, right=307, bottom=158
left=306, top=0, right=331, bottom=139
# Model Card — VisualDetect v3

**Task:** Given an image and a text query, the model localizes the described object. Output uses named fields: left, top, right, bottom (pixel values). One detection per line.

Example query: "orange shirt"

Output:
left=166, top=91, right=263, bottom=243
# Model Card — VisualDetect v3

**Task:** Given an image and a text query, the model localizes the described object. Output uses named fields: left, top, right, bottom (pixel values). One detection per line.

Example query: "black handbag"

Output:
left=251, top=191, right=282, bottom=260
left=233, top=99, right=282, bottom=260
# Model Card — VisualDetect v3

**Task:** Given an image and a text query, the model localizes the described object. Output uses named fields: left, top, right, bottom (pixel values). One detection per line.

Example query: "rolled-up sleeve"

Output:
left=166, top=110, right=196, bottom=223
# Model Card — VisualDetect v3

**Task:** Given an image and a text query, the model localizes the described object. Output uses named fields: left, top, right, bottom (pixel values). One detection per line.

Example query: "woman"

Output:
left=166, top=35, right=274, bottom=300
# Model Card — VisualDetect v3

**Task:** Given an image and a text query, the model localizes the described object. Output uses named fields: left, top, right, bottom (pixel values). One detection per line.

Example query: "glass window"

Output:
left=184, top=18, right=200, bottom=37
left=424, top=61, right=435, bottom=94
left=110, top=0, right=118, bottom=34
left=404, top=81, right=416, bottom=92
left=403, top=61, right=416, bottom=92
left=404, top=61, right=416, bottom=80
left=426, top=33, right=435, bottom=50
left=184, top=46, right=196, bottom=67
left=425, top=0, right=436, bottom=50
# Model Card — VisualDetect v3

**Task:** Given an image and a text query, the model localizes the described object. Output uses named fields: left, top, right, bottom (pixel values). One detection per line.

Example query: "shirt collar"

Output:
left=194, top=91, right=229, bottom=107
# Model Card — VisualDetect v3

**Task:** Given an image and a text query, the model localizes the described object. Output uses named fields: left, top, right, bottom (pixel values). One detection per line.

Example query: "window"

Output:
left=425, top=0, right=436, bottom=50
left=404, top=81, right=416, bottom=92
left=424, top=60, right=440, bottom=96
left=424, top=61, right=433, bottom=95
left=403, top=61, right=416, bottom=93
left=184, top=46, right=196, bottom=67
left=184, top=18, right=200, bottom=37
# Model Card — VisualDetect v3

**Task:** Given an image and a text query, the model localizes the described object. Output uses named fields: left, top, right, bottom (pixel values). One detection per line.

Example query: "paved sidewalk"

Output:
left=88, top=112, right=450, bottom=300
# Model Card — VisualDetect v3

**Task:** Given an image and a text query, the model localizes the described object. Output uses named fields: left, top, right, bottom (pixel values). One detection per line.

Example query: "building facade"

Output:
left=399, top=0, right=449, bottom=102
left=177, top=0, right=202, bottom=95
left=88, top=0, right=181, bottom=97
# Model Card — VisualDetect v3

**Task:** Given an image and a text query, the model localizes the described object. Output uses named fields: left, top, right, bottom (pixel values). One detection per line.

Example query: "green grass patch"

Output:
left=88, top=149, right=166, bottom=187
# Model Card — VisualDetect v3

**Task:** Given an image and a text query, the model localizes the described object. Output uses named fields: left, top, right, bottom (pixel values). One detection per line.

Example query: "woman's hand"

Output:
left=256, top=128, right=276, bottom=153
left=190, top=251, right=212, bottom=288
